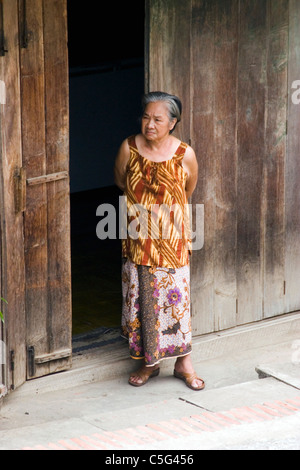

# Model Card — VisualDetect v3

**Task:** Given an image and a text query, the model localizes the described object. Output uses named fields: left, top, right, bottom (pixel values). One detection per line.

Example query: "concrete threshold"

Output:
left=13, top=311, right=300, bottom=397
left=190, top=311, right=300, bottom=365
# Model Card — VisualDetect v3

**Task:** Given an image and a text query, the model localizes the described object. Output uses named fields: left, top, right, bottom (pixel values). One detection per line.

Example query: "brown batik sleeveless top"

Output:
left=122, top=135, right=191, bottom=268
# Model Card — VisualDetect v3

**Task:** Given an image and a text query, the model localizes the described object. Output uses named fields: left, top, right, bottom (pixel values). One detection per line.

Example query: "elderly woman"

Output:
left=114, top=91, right=205, bottom=391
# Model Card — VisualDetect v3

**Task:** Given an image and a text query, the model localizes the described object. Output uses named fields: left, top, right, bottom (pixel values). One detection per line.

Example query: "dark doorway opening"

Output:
left=67, top=1, right=145, bottom=335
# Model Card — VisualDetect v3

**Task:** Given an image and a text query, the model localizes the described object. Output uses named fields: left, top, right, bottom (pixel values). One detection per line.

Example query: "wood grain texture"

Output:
left=285, top=0, right=300, bottom=313
left=263, top=0, right=288, bottom=318
left=0, top=0, right=26, bottom=389
left=147, top=0, right=300, bottom=335
left=212, top=0, right=239, bottom=331
left=236, top=0, right=267, bottom=324
left=190, top=0, right=216, bottom=334
left=0, top=0, right=72, bottom=384
left=148, top=0, right=191, bottom=142
left=43, top=0, right=72, bottom=375
left=20, top=0, right=49, bottom=379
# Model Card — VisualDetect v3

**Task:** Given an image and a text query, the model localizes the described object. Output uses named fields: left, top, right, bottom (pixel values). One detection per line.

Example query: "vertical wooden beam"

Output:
left=236, top=0, right=267, bottom=325
left=263, top=0, right=288, bottom=318
left=190, top=0, right=216, bottom=334
left=19, top=0, right=49, bottom=378
left=285, top=0, right=300, bottom=312
left=191, top=0, right=239, bottom=333
left=213, top=0, right=239, bottom=331
left=0, top=0, right=26, bottom=389
left=43, top=0, right=72, bottom=374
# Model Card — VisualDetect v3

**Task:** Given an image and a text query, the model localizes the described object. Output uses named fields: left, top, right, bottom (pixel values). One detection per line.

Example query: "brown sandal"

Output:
left=128, top=367, right=160, bottom=387
left=174, top=369, right=205, bottom=391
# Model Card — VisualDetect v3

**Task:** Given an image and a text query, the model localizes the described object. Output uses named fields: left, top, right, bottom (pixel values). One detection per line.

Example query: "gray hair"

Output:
left=141, top=91, right=182, bottom=134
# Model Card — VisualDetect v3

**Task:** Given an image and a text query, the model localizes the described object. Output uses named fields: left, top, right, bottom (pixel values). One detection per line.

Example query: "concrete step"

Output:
left=0, top=377, right=299, bottom=450
left=256, top=362, right=300, bottom=390
left=14, top=313, right=300, bottom=397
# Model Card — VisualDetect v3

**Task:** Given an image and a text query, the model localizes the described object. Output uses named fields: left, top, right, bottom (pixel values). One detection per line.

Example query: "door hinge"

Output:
left=14, top=167, right=26, bottom=213
left=27, top=346, right=71, bottom=378
left=10, top=350, right=15, bottom=391
left=27, top=346, right=35, bottom=378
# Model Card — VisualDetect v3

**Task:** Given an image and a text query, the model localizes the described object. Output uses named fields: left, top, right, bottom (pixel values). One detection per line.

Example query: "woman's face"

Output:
left=141, top=101, right=176, bottom=141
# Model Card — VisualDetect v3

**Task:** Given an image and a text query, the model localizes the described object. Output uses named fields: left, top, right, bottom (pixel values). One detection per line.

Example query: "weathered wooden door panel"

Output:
left=0, top=0, right=26, bottom=390
left=147, top=0, right=300, bottom=335
left=20, top=0, right=49, bottom=379
left=0, top=0, right=71, bottom=388
left=43, top=0, right=72, bottom=377
left=20, top=0, right=71, bottom=379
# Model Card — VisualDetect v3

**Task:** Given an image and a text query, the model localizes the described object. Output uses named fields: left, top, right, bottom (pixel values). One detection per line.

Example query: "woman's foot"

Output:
left=128, top=363, right=160, bottom=387
left=174, top=355, right=205, bottom=391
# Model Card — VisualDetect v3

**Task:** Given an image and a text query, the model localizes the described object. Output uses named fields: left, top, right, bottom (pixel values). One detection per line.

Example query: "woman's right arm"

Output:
left=114, top=139, right=130, bottom=191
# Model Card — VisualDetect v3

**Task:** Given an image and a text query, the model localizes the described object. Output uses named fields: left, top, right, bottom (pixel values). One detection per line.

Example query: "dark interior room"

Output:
left=67, top=1, right=145, bottom=335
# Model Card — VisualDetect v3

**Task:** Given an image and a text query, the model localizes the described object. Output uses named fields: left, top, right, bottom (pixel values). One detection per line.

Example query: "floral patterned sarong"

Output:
left=121, top=258, right=192, bottom=366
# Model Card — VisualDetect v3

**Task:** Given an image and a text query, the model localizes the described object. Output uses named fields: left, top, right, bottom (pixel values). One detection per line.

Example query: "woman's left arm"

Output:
left=114, top=139, right=130, bottom=191
left=183, top=146, right=198, bottom=199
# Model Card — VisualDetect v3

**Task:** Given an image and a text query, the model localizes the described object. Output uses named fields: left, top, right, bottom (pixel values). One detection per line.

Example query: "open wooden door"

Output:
left=0, top=0, right=27, bottom=391
left=21, top=0, right=72, bottom=380
left=0, top=0, right=71, bottom=390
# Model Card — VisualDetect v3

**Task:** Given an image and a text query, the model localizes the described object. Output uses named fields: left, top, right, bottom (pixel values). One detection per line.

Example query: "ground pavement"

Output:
left=0, top=318, right=299, bottom=452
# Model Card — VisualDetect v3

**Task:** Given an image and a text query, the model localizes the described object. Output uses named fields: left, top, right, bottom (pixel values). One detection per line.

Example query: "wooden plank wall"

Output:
left=147, top=0, right=191, bottom=141
left=286, top=0, right=300, bottom=314
left=147, top=0, right=300, bottom=335
left=263, top=0, right=288, bottom=319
